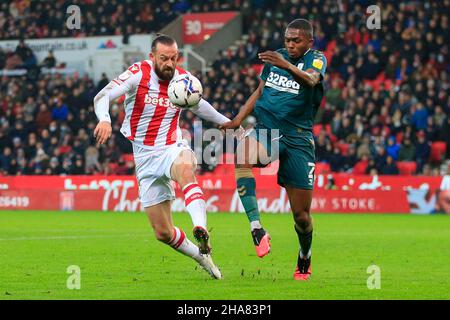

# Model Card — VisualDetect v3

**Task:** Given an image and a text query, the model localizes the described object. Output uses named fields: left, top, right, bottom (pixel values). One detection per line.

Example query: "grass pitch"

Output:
left=0, top=211, right=449, bottom=300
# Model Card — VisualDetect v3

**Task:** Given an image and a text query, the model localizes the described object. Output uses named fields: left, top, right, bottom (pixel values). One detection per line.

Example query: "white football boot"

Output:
left=197, top=253, right=222, bottom=280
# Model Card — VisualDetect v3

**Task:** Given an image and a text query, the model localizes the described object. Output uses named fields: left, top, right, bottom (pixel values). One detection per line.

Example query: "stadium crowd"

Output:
left=0, top=0, right=240, bottom=40
left=0, top=0, right=449, bottom=176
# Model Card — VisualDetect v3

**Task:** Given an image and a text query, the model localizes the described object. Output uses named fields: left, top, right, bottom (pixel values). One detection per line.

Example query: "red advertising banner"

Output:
left=182, top=12, right=238, bottom=44
left=1, top=171, right=447, bottom=191
left=1, top=175, right=449, bottom=214
left=0, top=187, right=410, bottom=213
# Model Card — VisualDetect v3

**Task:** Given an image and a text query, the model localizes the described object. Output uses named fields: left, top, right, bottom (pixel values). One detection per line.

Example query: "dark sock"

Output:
left=294, top=225, right=313, bottom=258
left=236, top=177, right=260, bottom=223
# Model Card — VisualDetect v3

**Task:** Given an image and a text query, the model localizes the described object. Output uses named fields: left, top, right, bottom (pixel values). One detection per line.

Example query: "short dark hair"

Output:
left=151, top=34, right=176, bottom=52
left=287, top=19, right=313, bottom=39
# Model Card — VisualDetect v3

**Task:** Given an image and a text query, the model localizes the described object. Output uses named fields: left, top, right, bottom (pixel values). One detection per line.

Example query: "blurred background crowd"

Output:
left=0, top=0, right=449, bottom=177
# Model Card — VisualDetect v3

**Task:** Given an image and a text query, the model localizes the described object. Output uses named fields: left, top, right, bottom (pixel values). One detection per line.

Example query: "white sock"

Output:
left=250, top=220, right=262, bottom=230
left=299, top=249, right=312, bottom=259
left=182, top=182, right=207, bottom=229
left=168, top=227, right=202, bottom=262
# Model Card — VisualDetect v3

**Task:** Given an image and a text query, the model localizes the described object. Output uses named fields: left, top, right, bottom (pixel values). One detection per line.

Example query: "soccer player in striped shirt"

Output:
left=93, top=35, right=230, bottom=279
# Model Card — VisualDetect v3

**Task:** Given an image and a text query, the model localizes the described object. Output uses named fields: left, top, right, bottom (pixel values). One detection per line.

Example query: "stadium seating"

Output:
left=397, top=162, right=417, bottom=176
left=430, top=142, right=447, bottom=163
left=315, top=162, right=331, bottom=175
left=352, top=160, right=368, bottom=175
left=337, top=143, right=350, bottom=156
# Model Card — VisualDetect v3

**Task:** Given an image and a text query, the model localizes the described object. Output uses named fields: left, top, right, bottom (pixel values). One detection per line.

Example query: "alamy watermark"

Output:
left=66, top=265, right=81, bottom=290
left=66, top=5, right=81, bottom=30
left=366, top=264, right=381, bottom=289
left=175, top=121, right=281, bottom=175
left=366, top=5, right=381, bottom=30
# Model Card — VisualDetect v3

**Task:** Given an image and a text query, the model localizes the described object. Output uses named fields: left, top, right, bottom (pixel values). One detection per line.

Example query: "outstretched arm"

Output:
left=258, top=51, right=321, bottom=87
left=93, top=65, right=140, bottom=144
left=189, top=99, right=230, bottom=125
left=219, top=79, right=265, bottom=130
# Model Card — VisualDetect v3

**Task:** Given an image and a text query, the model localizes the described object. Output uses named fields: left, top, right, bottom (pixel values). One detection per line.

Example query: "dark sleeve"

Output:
left=306, top=54, right=327, bottom=79
left=259, top=63, right=271, bottom=82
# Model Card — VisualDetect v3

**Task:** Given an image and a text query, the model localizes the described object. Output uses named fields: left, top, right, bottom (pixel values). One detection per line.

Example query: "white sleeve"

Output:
left=93, top=64, right=141, bottom=123
left=189, top=98, right=230, bottom=125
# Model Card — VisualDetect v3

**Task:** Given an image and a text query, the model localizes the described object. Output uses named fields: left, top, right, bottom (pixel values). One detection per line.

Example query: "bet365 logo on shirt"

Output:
left=144, top=94, right=177, bottom=109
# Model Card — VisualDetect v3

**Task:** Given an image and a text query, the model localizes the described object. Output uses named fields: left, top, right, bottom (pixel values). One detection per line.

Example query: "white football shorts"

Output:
left=133, top=140, right=193, bottom=208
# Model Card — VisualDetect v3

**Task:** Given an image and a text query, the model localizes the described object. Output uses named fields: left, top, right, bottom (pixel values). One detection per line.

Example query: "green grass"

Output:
left=0, top=211, right=449, bottom=300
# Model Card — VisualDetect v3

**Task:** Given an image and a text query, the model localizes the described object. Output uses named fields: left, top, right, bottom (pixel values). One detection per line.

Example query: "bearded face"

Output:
left=150, top=43, right=178, bottom=81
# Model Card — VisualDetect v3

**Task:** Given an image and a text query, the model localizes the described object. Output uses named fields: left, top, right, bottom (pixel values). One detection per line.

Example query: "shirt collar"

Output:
left=303, top=48, right=311, bottom=58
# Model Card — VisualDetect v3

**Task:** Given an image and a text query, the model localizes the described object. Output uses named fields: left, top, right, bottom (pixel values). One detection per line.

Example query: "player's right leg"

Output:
left=145, top=201, right=221, bottom=279
left=235, top=133, right=272, bottom=258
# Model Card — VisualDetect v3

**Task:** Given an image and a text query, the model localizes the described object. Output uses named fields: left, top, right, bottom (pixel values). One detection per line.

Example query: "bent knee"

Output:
left=293, top=211, right=312, bottom=230
left=154, top=228, right=173, bottom=243
left=172, top=161, right=196, bottom=184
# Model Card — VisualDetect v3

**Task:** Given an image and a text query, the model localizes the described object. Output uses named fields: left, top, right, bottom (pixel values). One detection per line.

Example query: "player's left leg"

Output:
left=285, top=187, right=313, bottom=281
left=170, top=148, right=210, bottom=254
left=146, top=200, right=200, bottom=259
left=235, top=130, right=273, bottom=258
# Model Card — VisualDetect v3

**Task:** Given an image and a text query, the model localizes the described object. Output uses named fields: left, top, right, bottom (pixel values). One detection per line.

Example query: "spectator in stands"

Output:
left=315, top=131, right=330, bottom=163
left=0, top=47, right=6, bottom=69
left=398, top=138, right=416, bottom=162
left=10, top=121, right=27, bottom=141
left=97, top=73, right=109, bottom=92
left=45, top=157, right=61, bottom=175
left=51, top=97, right=69, bottom=121
left=325, top=78, right=343, bottom=109
left=415, top=131, right=431, bottom=173
left=17, top=157, right=32, bottom=175
left=15, top=39, right=36, bottom=69
left=39, top=129, right=51, bottom=152
left=0, top=147, right=13, bottom=173
left=24, top=133, right=37, bottom=159
left=426, top=117, right=442, bottom=143
left=329, top=146, right=345, bottom=173
left=85, top=145, right=101, bottom=174
left=69, top=154, right=85, bottom=175
left=336, top=117, right=353, bottom=141
left=365, top=159, right=379, bottom=176
left=41, top=50, right=56, bottom=68
left=433, top=106, right=447, bottom=129
left=375, top=147, right=388, bottom=172
left=411, top=102, right=429, bottom=130
left=342, top=145, right=358, bottom=172
left=0, top=130, right=10, bottom=151
left=34, top=146, right=49, bottom=169
left=353, top=153, right=370, bottom=175
left=380, top=156, right=400, bottom=175
left=357, top=135, right=371, bottom=160
left=386, top=136, right=400, bottom=160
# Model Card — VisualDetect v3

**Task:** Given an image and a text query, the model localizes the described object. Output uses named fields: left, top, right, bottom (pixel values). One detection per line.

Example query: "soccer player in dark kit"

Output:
left=220, top=19, right=327, bottom=280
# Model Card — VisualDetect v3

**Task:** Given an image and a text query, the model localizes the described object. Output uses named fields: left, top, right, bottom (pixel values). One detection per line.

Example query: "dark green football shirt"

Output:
left=254, top=48, right=327, bottom=134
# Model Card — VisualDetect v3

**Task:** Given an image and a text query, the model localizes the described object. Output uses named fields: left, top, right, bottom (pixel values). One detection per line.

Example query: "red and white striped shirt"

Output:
left=94, top=60, right=230, bottom=150
left=95, top=60, right=187, bottom=149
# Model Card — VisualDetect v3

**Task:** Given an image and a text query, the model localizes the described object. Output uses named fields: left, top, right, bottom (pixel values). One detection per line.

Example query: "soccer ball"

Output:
left=168, top=74, right=203, bottom=108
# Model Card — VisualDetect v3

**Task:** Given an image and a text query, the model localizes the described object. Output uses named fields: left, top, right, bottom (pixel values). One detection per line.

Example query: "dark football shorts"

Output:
left=245, top=123, right=316, bottom=190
